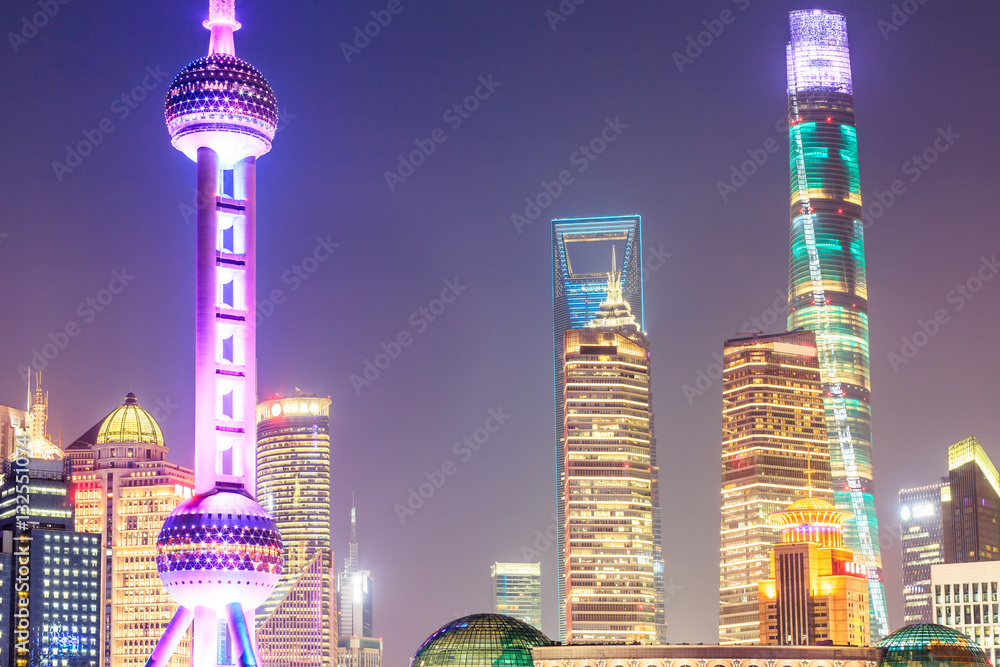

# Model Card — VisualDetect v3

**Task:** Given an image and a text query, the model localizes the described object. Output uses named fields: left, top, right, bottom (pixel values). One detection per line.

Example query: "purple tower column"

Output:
left=145, top=3, right=282, bottom=667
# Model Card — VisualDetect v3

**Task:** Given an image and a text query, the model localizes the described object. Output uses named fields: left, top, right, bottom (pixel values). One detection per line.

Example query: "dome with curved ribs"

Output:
left=878, top=623, right=991, bottom=667
left=165, top=53, right=278, bottom=164
left=96, top=393, right=164, bottom=446
left=410, top=614, right=550, bottom=667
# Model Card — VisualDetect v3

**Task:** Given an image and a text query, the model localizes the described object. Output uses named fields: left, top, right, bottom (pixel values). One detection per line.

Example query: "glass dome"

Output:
left=96, top=392, right=164, bottom=446
left=877, top=623, right=992, bottom=667
left=409, top=614, right=550, bottom=667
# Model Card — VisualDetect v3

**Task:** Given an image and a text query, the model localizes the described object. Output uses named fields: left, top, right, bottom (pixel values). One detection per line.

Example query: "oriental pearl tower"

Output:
left=144, top=2, right=282, bottom=667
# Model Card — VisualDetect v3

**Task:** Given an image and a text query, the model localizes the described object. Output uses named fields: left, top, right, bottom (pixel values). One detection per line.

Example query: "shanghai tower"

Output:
left=785, top=9, right=888, bottom=639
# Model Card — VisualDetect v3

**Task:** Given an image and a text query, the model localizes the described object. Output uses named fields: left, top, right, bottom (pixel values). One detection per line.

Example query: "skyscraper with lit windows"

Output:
left=491, top=563, right=542, bottom=631
left=900, top=481, right=947, bottom=624
left=256, top=394, right=335, bottom=667
left=718, top=330, right=833, bottom=645
left=551, top=216, right=657, bottom=642
left=784, top=9, right=888, bottom=638
left=560, top=255, right=663, bottom=643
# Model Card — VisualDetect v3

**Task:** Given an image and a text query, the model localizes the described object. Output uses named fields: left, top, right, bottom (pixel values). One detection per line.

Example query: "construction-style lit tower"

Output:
left=144, top=3, right=283, bottom=667
left=785, top=9, right=888, bottom=638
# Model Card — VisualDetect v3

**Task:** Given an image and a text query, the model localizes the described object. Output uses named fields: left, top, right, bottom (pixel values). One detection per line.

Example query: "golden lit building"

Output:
left=71, top=392, right=194, bottom=667
left=561, top=256, right=663, bottom=643
left=758, top=497, right=869, bottom=646
left=719, top=331, right=833, bottom=645
left=256, top=394, right=336, bottom=667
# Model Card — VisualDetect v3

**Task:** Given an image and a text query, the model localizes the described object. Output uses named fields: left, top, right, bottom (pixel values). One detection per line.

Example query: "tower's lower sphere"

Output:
left=156, top=487, right=283, bottom=612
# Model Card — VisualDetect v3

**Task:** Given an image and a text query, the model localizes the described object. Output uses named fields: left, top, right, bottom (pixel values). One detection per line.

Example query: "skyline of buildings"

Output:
left=2, top=3, right=998, bottom=664
left=718, top=330, right=834, bottom=645
left=784, top=8, right=889, bottom=638
left=491, top=562, right=542, bottom=631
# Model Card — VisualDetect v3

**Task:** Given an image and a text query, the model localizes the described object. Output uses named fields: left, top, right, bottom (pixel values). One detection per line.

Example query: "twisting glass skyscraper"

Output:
left=785, top=9, right=887, bottom=638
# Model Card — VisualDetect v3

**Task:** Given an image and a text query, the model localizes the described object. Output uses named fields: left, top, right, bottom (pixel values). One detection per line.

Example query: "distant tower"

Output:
left=255, top=394, right=335, bottom=667
left=718, top=330, right=833, bottom=645
left=144, top=2, right=283, bottom=667
left=491, top=563, right=542, bottom=631
left=758, top=497, right=870, bottom=646
left=560, top=250, right=663, bottom=643
left=785, top=9, right=888, bottom=638
left=338, top=500, right=373, bottom=639
left=899, top=481, right=947, bottom=624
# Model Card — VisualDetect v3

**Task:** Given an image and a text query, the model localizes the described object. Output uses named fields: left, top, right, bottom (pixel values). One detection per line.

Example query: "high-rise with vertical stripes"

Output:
left=785, top=9, right=888, bottom=639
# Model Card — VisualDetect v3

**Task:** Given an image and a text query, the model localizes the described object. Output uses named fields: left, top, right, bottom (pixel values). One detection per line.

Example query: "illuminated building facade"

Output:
left=491, top=562, right=542, bottom=631
left=561, top=257, right=663, bottom=643
left=0, top=404, right=27, bottom=463
left=784, top=9, right=887, bottom=638
left=70, top=393, right=195, bottom=667
left=336, top=637, right=382, bottom=667
left=718, top=330, right=833, bottom=645
left=0, top=456, right=102, bottom=667
left=143, top=2, right=285, bottom=667
left=942, top=436, right=1000, bottom=563
left=931, top=561, right=1000, bottom=662
left=899, top=482, right=947, bottom=624
left=551, top=216, right=650, bottom=642
left=758, top=497, right=870, bottom=646
left=256, top=395, right=335, bottom=667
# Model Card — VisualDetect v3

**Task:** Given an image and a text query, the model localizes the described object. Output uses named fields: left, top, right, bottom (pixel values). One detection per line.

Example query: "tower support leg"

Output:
left=225, top=602, right=260, bottom=667
left=143, top=606, right=194, bottom=667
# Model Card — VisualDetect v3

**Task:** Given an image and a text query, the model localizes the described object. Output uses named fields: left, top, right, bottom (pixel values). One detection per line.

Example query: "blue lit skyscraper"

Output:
left=785, top=9, right=888, bottom=638
left=551, top=216, right=664, bottom=642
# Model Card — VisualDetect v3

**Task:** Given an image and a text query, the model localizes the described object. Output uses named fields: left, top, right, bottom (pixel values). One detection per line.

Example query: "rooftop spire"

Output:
left=346, top=497, right=359, bottom=573
left=204, top=0, right=241, bottom=57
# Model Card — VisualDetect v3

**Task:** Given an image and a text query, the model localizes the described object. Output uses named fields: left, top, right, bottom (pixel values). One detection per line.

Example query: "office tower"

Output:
left=70, top=393, right=195, bottom=667
left=144, top=3, right=285, bottom=667
left=561, top=256, right=662, bottom=643
left=491, top=563, right=542, bottom=631
left=900, top=481, right=947, bottom=624
left=551, top=216, right=658, bottom=642
left=256, top=395, right=336, bottom=667
left=784, top=9, right=888, bottom=638
left=943, top=436, right=1000, bottom=563
left=718, top=330, right=834, bottom=645
left=337, top=502, right=372, bottom=639
left=1, top=455, right=102, bottom=667
left=931, top=561, right=1000, bottom=663
left=758, top=497, right=870, bottom=646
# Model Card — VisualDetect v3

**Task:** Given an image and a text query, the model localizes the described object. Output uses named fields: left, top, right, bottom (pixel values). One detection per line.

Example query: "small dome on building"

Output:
left=878, top=623, right=991, bottom=667
left=409, top=614, right=550, bottom=667
left=96, top=393, right=164, bottom=446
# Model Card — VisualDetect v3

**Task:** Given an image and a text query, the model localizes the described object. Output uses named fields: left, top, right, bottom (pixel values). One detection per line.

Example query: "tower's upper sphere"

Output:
left=165, top=53, right=278, bottom=167
left=155, top=487, right=283, bottom=612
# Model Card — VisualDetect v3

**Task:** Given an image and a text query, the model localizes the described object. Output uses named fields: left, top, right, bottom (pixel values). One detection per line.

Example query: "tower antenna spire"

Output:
left=204, top=0, right=241, bottom=56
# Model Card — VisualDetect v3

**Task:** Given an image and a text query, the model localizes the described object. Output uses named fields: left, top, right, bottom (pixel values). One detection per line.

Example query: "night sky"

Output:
left=2, top=0, right=999, bottom=664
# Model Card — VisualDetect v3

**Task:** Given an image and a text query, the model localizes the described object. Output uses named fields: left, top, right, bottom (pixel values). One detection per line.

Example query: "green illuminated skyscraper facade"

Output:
left=785, top=9, right=888, bottom=639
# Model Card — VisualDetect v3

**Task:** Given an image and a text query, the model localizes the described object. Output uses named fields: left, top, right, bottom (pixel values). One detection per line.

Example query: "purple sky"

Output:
left=2, top=1, right=1000, bottom=664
